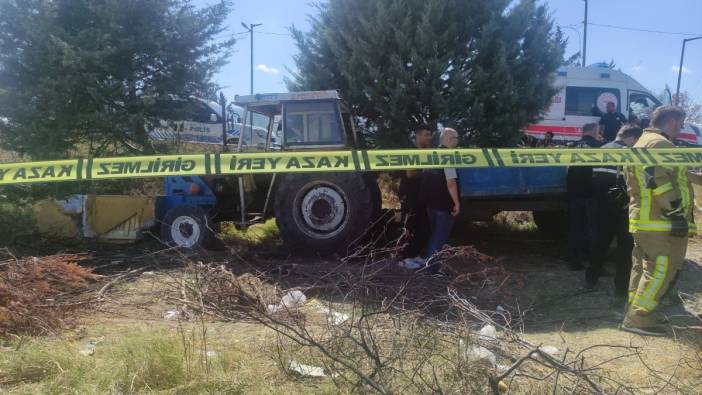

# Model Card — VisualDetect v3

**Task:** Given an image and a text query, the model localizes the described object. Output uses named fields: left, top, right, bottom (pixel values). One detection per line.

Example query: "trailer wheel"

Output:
left=161, top=205, right=214, bottom=249
left=274, top=173, right=374, bottom=255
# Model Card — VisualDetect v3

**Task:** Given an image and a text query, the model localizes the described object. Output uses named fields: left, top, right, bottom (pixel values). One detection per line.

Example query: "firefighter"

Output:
left=586, top=125, right=643, bottom=293
left=621, top=106, right=702, bottom=336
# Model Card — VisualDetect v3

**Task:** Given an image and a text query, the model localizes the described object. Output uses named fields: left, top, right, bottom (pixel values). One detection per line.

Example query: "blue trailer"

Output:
left=457, top=166, right=569, bottom=234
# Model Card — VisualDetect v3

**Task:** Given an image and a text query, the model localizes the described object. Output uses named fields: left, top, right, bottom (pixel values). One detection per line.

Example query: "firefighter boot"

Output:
left=620, top=310, right=667, bottom=337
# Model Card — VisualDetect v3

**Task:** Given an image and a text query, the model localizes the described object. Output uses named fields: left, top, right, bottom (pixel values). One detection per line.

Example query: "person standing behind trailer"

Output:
left=415, top=128, right=461, bottom=275
left=399, top=125, right=434, bottom=264
left=566, top=123, right=604, bottom=270
left=585, top=125, right=643, bottom=293
left=621, top=106, right=702, bottom=336
left=537, top=131, right=555, bottom=147
left=599, top=102, right=628, bottom=142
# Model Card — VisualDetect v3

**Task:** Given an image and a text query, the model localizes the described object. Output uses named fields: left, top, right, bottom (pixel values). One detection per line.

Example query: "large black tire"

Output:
left=274, top=173, right=375, bottom=255
left=533, top=210, right=568, bottom=239
left=160, top=205, right=215, bottom=249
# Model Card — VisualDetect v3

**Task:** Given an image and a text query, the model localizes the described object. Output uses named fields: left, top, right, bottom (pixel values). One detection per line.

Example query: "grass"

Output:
left=0, top=321, right=338, bottom=395
left=492, top=211, right=538, bottom=232
left=220, top=218, right=281, bottom=248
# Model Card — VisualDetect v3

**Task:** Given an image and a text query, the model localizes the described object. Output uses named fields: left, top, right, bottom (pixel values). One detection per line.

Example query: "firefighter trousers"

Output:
left=629, top=233, right=688, bottom=315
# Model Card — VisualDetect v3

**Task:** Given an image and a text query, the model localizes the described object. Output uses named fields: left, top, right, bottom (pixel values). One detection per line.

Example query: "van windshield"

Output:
left=628, top=92, right=661, bottom=121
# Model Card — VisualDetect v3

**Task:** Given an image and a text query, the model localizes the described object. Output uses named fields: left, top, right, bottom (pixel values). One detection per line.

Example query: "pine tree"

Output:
left=0, top=0, right=235, bottom=158
left=287, top=0, right=566, bottom=148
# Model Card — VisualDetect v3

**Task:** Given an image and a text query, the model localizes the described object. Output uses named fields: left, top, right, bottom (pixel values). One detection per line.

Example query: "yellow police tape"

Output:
left=1, top=147, right=702, bottom=185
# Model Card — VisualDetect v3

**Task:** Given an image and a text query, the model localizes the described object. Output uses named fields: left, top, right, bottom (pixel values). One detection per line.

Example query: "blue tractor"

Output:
left=158, top=91, right=381, bottom=253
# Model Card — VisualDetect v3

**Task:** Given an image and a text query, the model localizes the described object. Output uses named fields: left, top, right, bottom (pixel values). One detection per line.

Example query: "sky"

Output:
left=198, top=0, right=702, bottom=104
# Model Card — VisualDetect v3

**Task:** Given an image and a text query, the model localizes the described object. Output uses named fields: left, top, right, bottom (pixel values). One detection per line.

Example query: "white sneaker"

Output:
left=398, top=257, right=424, bottom=270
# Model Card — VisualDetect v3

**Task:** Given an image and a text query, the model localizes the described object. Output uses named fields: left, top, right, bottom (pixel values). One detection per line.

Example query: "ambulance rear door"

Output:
left=563, top=71, right=626, bottom=140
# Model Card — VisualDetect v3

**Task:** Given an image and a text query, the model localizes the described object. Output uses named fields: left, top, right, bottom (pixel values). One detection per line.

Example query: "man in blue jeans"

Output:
left=400, top=128, right=461, bottom=274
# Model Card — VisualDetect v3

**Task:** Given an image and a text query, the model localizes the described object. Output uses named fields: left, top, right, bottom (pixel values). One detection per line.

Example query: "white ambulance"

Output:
left=524, top=65, right=701, bottom=145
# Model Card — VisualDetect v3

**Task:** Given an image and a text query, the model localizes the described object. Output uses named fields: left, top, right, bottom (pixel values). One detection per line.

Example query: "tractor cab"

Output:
left=232, top=91, right=358, bottom=152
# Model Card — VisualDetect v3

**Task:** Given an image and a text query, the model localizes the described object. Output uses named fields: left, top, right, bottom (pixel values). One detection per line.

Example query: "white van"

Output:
left=149, top=97, right=270, bottom=148
left=524, top=65, right=701, bottom=145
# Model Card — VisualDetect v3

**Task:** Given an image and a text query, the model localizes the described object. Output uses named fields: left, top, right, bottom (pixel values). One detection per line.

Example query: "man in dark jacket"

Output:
left=586, top=125, right=643, bottom=293
left=398, top=125, right=434, bottom=260
left=599, top=101, right=628, bottom=142
left=566, top=123, right=603, bottom=269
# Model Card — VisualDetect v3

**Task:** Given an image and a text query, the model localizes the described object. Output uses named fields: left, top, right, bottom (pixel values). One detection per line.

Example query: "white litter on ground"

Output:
left=316, top=307, right=350, bottom=325
left=163, top=310, right=180, bottom=320
left=266, top=304, right=282, bottom=314
left=267, top=290, right=308, bottom=314
left=461, top=339, right=497, bottom=367
left=540, top=345, right=559, bottom=357
left=288, top=360, right=327, bottom=377
left=478, top=324, right=497, bottom=341
left=78, top=337, right=103, bottom=356
left=281, top=290, right=307, bottom=308
left=328, top=311, right=349, bottom=325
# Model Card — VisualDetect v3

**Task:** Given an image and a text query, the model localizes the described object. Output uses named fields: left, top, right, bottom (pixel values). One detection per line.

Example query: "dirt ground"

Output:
left=2, top=218, right=702, bottom=393
left=454, top=221, right=702, bottom=393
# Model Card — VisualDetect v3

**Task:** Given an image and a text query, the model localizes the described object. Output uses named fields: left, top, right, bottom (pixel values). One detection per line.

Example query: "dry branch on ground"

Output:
left=0, top=254, right=100, bottom=334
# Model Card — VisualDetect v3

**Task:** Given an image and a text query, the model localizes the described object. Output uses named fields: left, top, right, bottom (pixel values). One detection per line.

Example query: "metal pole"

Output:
left=582, top=0, right=588, bottom=67
left=220, top=92, right=227, bottom=149
left=250, top=26, right=254, bottom=94
left=242, top=22, right=261, bottom=150
left=676, top=41, right=687, bottom=106
left=241, top=22, right=262, bottom=94
left=675, top=37, right=702, bottom=106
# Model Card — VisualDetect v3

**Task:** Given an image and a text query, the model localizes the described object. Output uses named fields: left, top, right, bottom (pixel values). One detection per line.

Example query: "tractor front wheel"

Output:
left=161, top=205, right=215, bottom=249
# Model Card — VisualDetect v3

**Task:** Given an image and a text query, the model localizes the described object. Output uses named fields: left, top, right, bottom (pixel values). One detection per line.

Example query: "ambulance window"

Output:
left=565, top=87, right=621, bottom=116
left=283, top=101, right=345, bottom=146
left=628, top=92, right=660, bottom=120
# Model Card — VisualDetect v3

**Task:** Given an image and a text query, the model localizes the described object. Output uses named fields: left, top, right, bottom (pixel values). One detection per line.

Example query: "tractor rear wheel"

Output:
left=274, top=173, right=375, bottom=255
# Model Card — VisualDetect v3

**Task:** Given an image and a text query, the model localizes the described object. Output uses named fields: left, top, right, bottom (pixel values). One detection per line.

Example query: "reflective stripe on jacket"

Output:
left=624, top=128, right=696, bottom=235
